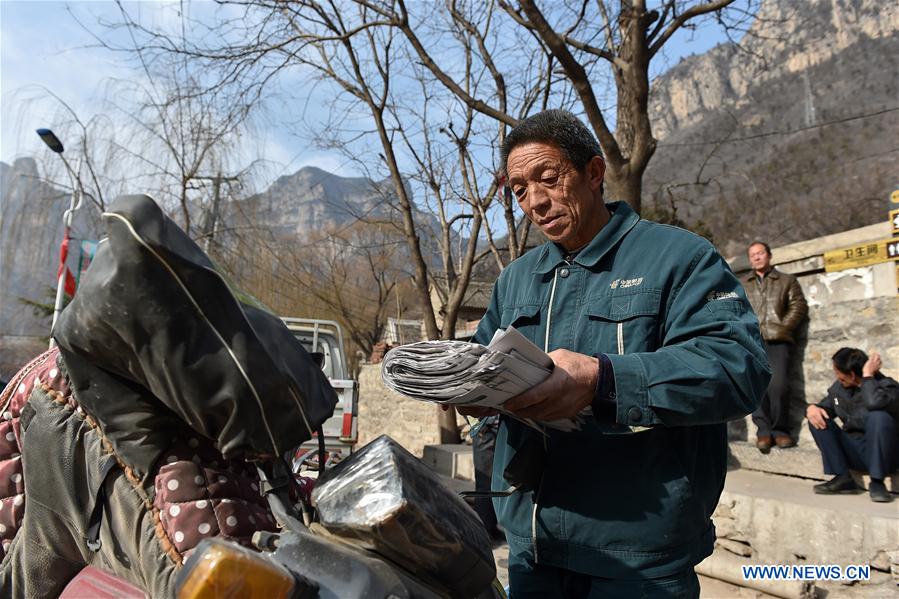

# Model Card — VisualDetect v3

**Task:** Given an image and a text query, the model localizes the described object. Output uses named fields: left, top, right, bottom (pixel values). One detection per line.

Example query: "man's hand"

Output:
left=863, top=351, right=882, bottom=378
left=806, top=404, right=830, bottom=430
left=447, top=405, right=499, bottom=419
left=501, top=349, right=598, bottom=421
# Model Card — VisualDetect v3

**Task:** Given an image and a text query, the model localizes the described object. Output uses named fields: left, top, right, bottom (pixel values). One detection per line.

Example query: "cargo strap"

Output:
left=86, top=458, right=118, bottom=552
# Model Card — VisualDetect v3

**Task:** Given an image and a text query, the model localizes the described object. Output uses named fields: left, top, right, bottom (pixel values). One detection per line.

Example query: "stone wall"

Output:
left=728, top=221, right=899, bottom=443
left=708, top=474, right=899, bottom=595
left=356, top=363, right=466, bottom=456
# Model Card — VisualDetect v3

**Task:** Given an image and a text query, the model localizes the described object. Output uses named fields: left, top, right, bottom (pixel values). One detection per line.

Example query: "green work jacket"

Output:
left=473, top=201, right=770, bottom=579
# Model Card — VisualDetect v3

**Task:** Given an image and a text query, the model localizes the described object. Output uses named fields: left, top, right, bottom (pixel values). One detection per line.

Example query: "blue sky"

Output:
left=1, top=1, right=354, bottom=179
left=1, top=1, right=737, bottom=188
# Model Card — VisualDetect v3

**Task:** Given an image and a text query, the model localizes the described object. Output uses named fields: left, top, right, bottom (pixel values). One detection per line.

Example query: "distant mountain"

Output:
left=222, top=166, right=449, bottom=270
left=644, top=0, right=898, bottom=254
left=232, top=166, right=401, bottom=237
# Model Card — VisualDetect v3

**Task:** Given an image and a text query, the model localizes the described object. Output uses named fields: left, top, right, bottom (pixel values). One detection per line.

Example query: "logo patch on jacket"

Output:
left=611, top=277, right=643, bottom=290
left=706, top=290, right=739, bottom=301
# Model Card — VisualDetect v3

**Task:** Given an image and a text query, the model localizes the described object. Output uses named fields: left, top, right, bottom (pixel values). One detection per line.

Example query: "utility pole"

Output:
left=197, top=172, right=239, bottom=253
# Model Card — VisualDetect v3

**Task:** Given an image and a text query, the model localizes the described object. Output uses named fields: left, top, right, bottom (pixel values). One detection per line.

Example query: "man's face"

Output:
left=506, top=142, right=605, bottom=251
left=833, top=365, right=862, bottom=389
left=748, top=243, right=771, bottom=272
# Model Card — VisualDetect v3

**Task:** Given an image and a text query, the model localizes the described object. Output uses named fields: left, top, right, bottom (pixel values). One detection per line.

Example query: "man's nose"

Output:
left=526, top=182, right=551, bottom=212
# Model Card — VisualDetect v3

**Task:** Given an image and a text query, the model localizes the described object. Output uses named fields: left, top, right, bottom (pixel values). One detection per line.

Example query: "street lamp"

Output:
left=36, top=128, right=84, bottom=343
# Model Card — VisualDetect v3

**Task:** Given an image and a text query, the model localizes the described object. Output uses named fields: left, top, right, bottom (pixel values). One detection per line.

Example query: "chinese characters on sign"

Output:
left=824, top=239, right=899, bottom=272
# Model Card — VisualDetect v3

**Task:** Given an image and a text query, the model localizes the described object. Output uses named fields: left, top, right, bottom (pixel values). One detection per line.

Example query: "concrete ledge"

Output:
left=716, top=469, right=899, bottom=591
left=729, top=441, right=899, bottom=491
left=730, top=441, right=827, bottom=481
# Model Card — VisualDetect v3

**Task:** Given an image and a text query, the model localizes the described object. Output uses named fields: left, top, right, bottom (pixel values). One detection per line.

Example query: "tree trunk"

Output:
left=607, top=163, right=644, bottom=213
left=438, top=406, right=460, bottom=444
left=371, top=110, right=441, bottom=341
left=609, top=1, right=657, bottom=215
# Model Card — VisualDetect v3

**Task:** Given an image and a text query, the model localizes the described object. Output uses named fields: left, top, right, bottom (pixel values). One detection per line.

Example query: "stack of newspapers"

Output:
left=380, top=327, right=580, bottom=432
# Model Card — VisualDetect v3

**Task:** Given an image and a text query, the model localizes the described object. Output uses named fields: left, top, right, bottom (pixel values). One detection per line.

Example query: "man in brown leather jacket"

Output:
left=743, top=241, right=808, bottom=452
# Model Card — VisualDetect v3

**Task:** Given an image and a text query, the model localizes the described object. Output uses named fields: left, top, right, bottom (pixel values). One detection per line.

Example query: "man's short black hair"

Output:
left=748, top=241, right=772, bottom=256
left=832, top=347, right=868, bottom=377
left=500, top=109, right=604, bottom=176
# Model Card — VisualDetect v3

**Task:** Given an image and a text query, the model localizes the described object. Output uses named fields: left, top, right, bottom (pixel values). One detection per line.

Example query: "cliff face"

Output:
left=644, top=0, right=898, bottom=252
left=234, top=166, right=397, bottom=236
left=650, top=0, right=897, bottom=139
left=0, top=159, right=102, bottom=376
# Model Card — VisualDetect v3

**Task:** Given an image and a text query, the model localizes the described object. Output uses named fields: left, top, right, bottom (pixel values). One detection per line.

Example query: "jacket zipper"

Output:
left=544, top=268, right=559, bottom=352
left=532, top=267, right=560, bottom=563
left=617, top=322, right=624, bottom=355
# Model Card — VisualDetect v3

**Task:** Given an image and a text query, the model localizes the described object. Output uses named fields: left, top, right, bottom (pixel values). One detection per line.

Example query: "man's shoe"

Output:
left=756, top=435, right=773, bottom=454
left=774, top=436, right=796, bottom=449
left=869, top=480, right=893, bottom=503
left=813, top=474, right=862, bottom=495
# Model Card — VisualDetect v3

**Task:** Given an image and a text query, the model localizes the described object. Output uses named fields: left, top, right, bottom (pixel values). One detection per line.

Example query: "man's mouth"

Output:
left=539, top=215, right=563, bottom=228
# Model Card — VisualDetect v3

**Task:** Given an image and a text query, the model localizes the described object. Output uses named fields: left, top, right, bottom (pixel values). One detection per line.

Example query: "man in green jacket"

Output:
left=463, top=110, right=770, bottom=597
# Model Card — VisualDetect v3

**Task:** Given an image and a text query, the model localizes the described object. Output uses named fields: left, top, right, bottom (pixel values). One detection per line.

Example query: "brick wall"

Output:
left=356, top=363, right=466, bottom=456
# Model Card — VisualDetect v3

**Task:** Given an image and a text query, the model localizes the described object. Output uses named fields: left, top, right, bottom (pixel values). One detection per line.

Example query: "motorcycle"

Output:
left=22, top=192, right=504, bottom=599
left=61, top=434, right=505, bottom=599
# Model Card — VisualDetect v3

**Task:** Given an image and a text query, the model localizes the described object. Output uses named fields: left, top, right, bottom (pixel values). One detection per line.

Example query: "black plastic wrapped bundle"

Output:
left=312, top=435, right=496, bottom=597
left=54, top=194, right=337, bottom=471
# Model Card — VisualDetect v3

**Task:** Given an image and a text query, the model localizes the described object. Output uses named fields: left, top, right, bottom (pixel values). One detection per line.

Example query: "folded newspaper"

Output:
left=380, top=327, right=580, bottom=432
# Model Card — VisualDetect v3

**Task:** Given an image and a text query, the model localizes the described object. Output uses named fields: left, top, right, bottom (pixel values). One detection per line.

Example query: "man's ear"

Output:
left=586, top=155, right=605, bottom=192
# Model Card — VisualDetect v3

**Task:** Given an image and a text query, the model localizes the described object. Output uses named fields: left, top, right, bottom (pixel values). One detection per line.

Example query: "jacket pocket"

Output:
left=581, top=291, right=662, bottom=354
left=499, top=304, right=543, bottom=348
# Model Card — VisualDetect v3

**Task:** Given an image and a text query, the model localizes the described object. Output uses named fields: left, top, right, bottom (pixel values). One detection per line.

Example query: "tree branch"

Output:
left=516, top=0, right=625, bottom=166
left=395, top=0, right=518, bottom=126
left=649, top=0, right=736, bottom=57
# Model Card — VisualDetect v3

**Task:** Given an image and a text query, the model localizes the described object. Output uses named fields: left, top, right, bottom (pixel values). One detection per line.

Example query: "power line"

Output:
left=658, top=106, right=899, bottom=148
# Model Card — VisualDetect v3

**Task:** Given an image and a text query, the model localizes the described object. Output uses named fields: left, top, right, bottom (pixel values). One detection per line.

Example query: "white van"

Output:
left=282, top=318, right=358, bottom=466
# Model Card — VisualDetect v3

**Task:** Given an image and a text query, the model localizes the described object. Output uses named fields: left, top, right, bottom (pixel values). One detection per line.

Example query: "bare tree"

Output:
left=284, top=221, right=411, bottom=359
left=9, top=86, right=129, bottom=212
left=71, top=3, right=267, bottom=236
left=106, top=75, right=254, bottom=235
left=94, top=0, right=566, bottom=442
left=373, top=0, right=758, bottom=213
left=93, top=0, right=759, bottom=441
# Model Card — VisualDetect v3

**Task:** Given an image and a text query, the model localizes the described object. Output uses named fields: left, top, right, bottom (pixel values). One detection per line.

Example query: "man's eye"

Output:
left=513, top=187, right=527, bottom=200
left=541, top=174, right=559, bottom=185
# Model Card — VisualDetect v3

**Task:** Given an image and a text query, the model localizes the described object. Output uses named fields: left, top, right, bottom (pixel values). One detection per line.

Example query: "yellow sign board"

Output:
left=824, top=238, right=899, bottom=272
left=891, top=208, right=899, bottom=234
left=892, top=189, right=899, bottom=204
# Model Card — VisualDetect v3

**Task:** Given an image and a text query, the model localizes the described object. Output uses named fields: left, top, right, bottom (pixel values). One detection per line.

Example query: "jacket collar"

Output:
left=533, top=201, right=640, bottom=274
left=745, top=267, right=780, bottom=283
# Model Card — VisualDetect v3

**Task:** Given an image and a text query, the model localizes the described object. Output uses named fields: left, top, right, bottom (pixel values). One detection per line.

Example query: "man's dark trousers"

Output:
left=752, top=341, right=792, bottom=438
left=809, top=411, right=899, bottom=479
left=508, top=554, right=700, bottom=599
left=472, top=417, right=498, bottom=532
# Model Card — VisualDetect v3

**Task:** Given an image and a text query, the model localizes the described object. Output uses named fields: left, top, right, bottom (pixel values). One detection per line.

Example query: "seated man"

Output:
left=806, top=348, right=899, bottom=502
